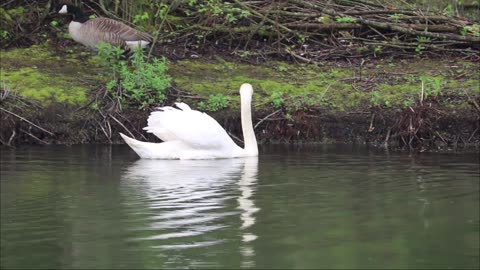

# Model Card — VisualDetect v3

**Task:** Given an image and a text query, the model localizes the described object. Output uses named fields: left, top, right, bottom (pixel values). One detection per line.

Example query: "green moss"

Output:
left=0, top=44, right=109, bottom=105
left=447, top=79, right=479, bottom=94
left=1, top=44, right=105, bottom=76
left=1, top=6, right=26, bottom=25
left=170, top=58, right=359, bottom=111
left=1, top=44, right=477, bottom=112
left=1, top=67, right=88, bottom=104
left=375, top=83, right=418, bottom=107
left=171, top=57, right=477, bottom=111
left=1, top=44, right=56, bottom=66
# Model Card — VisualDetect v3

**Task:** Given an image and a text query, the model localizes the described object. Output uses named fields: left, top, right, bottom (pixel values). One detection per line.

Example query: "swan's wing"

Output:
left=143, top=103, right=237, bottom=149
left=174, top=102, right=191, bottom=111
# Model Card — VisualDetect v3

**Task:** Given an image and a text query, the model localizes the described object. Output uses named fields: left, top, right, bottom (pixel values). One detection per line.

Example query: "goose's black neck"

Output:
left=66, top=5, right=89, bottom=23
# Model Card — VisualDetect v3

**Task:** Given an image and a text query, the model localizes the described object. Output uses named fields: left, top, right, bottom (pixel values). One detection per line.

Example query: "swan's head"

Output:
left=239, top=83, right=253, bottom=97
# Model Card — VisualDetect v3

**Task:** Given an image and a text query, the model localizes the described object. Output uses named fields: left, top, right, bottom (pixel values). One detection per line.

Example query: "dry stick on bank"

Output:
left=254, top=109, right=282, bottom=130
left=289, top=0, right=479, bottom=41
left=109, top=113, right=136, bottom=139
left=20, top=128, right=50, bottom=144
left=0, top=107, right=54, bottom=136
left=147, top=1, right=175, bottom=59
left=3, top=0, right=479, bottom=59
left=152, top=0, right=478, bottom=65
left=185, top=0, right=478, bottom=61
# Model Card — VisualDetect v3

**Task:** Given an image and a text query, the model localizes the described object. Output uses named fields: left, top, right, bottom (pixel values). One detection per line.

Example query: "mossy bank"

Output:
left=1, top=44, right=479, bottom=151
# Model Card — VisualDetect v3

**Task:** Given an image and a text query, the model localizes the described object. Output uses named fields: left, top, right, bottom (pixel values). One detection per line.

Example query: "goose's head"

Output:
left=54, top=4, right=88, bottom=23
left=240, top=83, right=254, bottom=97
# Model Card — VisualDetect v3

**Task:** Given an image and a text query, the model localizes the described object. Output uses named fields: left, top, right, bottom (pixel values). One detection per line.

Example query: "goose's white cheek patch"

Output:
left=59, top=5, right=68, bottom=14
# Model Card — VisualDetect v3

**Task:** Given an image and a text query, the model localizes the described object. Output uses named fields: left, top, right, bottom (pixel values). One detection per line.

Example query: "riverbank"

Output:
left=1, top=41, right=478, bottom=152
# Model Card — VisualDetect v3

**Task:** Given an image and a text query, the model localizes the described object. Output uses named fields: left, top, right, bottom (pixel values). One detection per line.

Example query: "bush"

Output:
left=96, top=42, right=171, bottom=110
left=198, top=93, right=229, bottom=111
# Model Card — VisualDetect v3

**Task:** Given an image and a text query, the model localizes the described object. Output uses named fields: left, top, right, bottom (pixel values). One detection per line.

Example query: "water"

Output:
left=1, top=145, right=479, bottom=269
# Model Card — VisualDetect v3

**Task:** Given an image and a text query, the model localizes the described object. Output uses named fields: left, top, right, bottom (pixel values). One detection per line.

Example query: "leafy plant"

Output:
left=461, top=24, right=480, bottom=37
left=370, top=90, right=381, bottom=106
left=156, top=3, right=170, bottom=21
left=443, top=4, right=455, bottom=16
left=415, top=37, right=430, bottom=55
left=0, top=30, right=9, bottom=41
left=133, top=11, right=149, bottom=30
left=277, top=65, right=288, bottom=72
left=389, top=13, right=402, bottom=23
left=196, top=1, right=250, bottom=24
left=403, top=98, right=414, bottom=107
left=239, top=50, right=252, bottom=58
left=270, top=91, right=284, bottom=108
left=374, top=45, right=383, bottom=56
left=369, top=90, right=395, bottom=107
left=95, top=42, right=171, bottom=109
left=198, top=0, right=224, bottom=16
left=198, top=93, right=229, bottom=111
left=134, top=12, right=149, bottom=24
left=224, top=2, right=250, bottom=23
left=421, top=75, right=445, bottom=99
left=416, top=36, right=431, bottom=43
left=335, top=16, right=357, bottom=23
left=415, top=44, right=426, bottom=55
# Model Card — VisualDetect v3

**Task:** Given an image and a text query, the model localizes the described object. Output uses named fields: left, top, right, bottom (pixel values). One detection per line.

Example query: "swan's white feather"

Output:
left=121, top=83, right=257, bottom=159
left=144, top=104, right=238, bottom=150
left=174, top=102, right=192, bottom=111
left=120, top=134, right=186, bottom=159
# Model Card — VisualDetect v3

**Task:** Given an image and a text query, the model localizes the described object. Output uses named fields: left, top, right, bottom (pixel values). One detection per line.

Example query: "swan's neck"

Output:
left=241, top=93, right=258, bottom=156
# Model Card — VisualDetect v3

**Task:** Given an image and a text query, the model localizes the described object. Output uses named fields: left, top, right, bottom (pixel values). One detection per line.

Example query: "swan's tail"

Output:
left=120, top=133, right=149, bottom=158
left=120, top=133, right=181, bottom=159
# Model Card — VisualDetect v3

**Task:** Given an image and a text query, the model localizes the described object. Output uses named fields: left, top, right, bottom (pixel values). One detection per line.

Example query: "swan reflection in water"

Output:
left=121, top=157, right=259, bottom=267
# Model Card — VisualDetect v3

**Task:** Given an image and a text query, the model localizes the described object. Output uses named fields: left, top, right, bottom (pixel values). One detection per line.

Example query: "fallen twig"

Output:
left=109, top=113, right=136, bottom=139
left=384, top=127, right=391, bottom=148
left=468, top=127, right=478, bottom=142
left=20, top=129, right=49, bottom=144
left=254, top=109, right=282, bottom=129
left=0, top=107, right=54, bottom=136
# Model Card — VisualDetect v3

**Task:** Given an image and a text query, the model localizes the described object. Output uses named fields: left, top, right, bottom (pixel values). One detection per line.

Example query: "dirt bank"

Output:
left=1, top=2, right=479, bottom=152
left=1, top=100, right=479, bottom=152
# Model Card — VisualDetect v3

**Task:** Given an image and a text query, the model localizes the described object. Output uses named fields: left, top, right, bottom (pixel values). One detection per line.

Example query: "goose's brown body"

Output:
left=57, top=4, right=152, bottom=50
left=69, top=17, right=152, bottom=49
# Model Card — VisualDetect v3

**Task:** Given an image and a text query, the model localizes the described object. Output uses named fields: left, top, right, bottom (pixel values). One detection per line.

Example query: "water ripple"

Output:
left=120, top=158, right=259, bottom=253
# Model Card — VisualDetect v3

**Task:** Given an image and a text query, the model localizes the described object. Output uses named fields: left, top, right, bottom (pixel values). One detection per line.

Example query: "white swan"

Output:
left=120, top=83, right=258, bottom=159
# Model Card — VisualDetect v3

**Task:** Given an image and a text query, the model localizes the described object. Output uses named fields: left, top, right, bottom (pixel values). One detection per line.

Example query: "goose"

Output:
left=120, top=83, right=258, bottom=159
left=55, top=4, right=153, bottom=50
